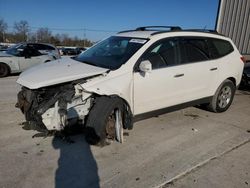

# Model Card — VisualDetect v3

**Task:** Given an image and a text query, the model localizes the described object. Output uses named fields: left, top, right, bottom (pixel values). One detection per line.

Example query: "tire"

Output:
left=208, top=80, right=236, bottom=113
left=0, top=63, right=10, bottom=78
left=85, top=96, right=124, bottom=146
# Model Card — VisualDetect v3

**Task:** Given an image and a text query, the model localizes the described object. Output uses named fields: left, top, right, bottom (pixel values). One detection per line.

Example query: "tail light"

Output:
left=240, top=56, right=246, bottom=63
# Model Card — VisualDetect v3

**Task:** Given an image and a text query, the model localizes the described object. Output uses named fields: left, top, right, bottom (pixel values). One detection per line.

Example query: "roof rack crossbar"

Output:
left=118, top=26, right=182, bottom=34
left=136, top=26, right=182, bottom=31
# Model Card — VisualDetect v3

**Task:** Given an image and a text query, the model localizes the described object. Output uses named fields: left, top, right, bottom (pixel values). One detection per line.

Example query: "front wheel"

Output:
left=85, top=96, right=125, bottom=146
left=0, top=63, right=10, bottom=78
left=208, top=80, right=236, bottom=113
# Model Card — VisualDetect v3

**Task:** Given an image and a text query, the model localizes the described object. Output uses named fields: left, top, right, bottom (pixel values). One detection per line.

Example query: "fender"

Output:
left=80, top=70, right=134, bottom=113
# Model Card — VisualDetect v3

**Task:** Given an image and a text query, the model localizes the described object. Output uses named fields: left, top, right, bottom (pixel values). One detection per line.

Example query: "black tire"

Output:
left=85, top=96, right=124, bottom=146
left=208, top=80, right=236, bottom=113
left=0, top=63, right=10, bottom=78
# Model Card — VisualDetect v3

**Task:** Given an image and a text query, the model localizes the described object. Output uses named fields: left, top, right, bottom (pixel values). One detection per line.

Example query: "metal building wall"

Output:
left=216, top=0, right=250, bottom=58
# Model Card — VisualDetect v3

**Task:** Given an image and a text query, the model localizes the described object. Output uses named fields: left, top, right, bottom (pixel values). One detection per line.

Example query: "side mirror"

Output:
left=139, top=60, right=152, bottom=73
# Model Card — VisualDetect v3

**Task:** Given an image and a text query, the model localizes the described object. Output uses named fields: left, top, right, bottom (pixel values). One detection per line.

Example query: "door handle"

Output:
left=174, top=73, right=184, bottom=78
left=210, top=67, right=218, bottom=71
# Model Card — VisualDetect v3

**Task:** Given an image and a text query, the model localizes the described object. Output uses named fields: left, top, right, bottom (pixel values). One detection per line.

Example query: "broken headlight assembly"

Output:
left=16, top=82, right=92, bottom=132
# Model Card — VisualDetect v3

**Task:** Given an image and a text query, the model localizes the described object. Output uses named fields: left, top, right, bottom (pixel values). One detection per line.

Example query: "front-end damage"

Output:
left=16, top=78, right=133, bottom=143
left=16, top=80, right=93, bottom=133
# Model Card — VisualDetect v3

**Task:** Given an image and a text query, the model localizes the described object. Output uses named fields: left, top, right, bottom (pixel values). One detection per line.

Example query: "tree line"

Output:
left=0, top=19, right=93, bottom=47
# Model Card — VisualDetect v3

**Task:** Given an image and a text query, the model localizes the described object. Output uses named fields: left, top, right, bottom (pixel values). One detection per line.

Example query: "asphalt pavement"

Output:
left=0, top=75, right=249, bottom=188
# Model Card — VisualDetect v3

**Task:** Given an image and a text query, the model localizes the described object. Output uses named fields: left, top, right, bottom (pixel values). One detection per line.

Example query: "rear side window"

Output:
left=179, top=38, right=209, bottom=64
left=210, top=39, right=234, bottom=58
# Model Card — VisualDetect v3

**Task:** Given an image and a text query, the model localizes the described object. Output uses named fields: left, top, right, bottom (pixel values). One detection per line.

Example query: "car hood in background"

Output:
left=17, top=57, right=109, bottom=89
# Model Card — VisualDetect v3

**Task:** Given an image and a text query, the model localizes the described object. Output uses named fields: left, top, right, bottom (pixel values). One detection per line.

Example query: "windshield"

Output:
left=74, top=36, right=147, bottom=70
left=6, top=44, right=24, bottom=56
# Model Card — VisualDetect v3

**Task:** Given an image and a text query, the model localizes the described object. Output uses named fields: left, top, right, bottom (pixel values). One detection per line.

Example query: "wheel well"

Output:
left=227, top=77, right=236, bottom=86
left=93, top=94, right=132, bottom=112
left=0, top=62, right=11, bottom=73
left=94, top=94, right=133, bottom=130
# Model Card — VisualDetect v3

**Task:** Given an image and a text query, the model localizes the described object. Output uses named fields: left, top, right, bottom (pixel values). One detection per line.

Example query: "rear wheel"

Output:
left=85, top=96, right=124, bottom=146
left=208, top=80, right=235, bottom=113
left=0, top=63, right=9, bottom=77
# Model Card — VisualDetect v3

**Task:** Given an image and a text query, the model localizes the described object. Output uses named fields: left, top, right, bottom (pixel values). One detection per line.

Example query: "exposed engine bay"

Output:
left=16, top=80, right=92, bottom=132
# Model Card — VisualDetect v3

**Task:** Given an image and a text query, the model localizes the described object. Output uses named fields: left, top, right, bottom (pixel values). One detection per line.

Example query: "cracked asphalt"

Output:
left=0, top=75, right=250, bottom=188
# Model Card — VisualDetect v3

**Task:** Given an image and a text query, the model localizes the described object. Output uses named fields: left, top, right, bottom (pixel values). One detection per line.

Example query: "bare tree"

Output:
left=14, top=20, right=29, bottom=42
left=36, top=27, right=52, bottom=43
left=1, top=19, right=94, bottom=46
left=0, top=18, right=8, bottom=42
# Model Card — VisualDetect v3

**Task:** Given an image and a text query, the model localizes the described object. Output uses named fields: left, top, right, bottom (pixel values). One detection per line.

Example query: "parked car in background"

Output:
left=60, top=47, right=86, bottom=56
left=0, top=44, right=9, bottom=51
left=61, top=48, right=77, bottom=55
left=241, top=62, right=250, bottom=87
left=0, top=43, right=54, bottom=77
left=24, top=43, right=60, bottom=59
left=77, top=47, right=87, bottom=53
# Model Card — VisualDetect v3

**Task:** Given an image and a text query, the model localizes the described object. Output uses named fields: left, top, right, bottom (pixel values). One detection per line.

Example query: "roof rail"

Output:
left=182, top=29, right=218, bottom=33
left=117, top=26, right=222, bottom=36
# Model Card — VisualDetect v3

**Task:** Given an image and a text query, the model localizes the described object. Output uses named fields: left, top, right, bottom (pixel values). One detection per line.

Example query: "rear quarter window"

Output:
left=210, top=39, right=234, bottom=58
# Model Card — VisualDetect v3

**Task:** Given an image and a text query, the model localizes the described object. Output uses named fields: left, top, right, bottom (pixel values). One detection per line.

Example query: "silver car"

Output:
left=0, top=44, right=55, bottom=77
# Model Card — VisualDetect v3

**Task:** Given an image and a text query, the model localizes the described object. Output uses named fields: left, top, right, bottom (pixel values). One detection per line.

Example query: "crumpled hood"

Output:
left=17, top=57, right=109, bottom=89
left=0, top=51, right=12, bottom=57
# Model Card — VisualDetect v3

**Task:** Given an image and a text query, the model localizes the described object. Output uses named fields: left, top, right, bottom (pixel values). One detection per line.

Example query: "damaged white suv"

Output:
left=16, top=26, right=244, bottom=145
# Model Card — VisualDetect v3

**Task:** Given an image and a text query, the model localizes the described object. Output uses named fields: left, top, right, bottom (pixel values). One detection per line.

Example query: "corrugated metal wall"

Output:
left=216, top=0, right=250, bottom=56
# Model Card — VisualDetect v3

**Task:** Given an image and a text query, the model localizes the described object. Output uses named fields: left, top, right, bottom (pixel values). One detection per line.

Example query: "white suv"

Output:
left=16, top=26, right=244, bottom=145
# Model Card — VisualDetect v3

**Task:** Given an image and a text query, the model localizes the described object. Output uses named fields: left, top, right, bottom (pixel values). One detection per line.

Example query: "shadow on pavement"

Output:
left=9, top=73, right=21, bottom=77
left=52, top=134, right=100, bottom=188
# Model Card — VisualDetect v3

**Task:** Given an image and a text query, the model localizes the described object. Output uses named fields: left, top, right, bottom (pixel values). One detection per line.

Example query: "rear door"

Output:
left=176, top=37, right=219, bottom=99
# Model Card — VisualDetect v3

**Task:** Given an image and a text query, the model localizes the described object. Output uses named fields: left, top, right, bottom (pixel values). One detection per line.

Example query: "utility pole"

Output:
left=2, top=32, right=5, bottom=42
left=83, top=27, right=86, bottom=47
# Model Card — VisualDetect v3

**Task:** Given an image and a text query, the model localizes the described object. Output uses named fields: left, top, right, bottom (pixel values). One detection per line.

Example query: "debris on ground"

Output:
left=184, top=113, right=200, bottom=120
left=192, top=128, right=198, bottom=132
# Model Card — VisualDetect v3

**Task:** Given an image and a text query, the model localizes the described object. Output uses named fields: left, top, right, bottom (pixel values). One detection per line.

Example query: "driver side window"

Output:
left=141, top=39, right=179, bottom=69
